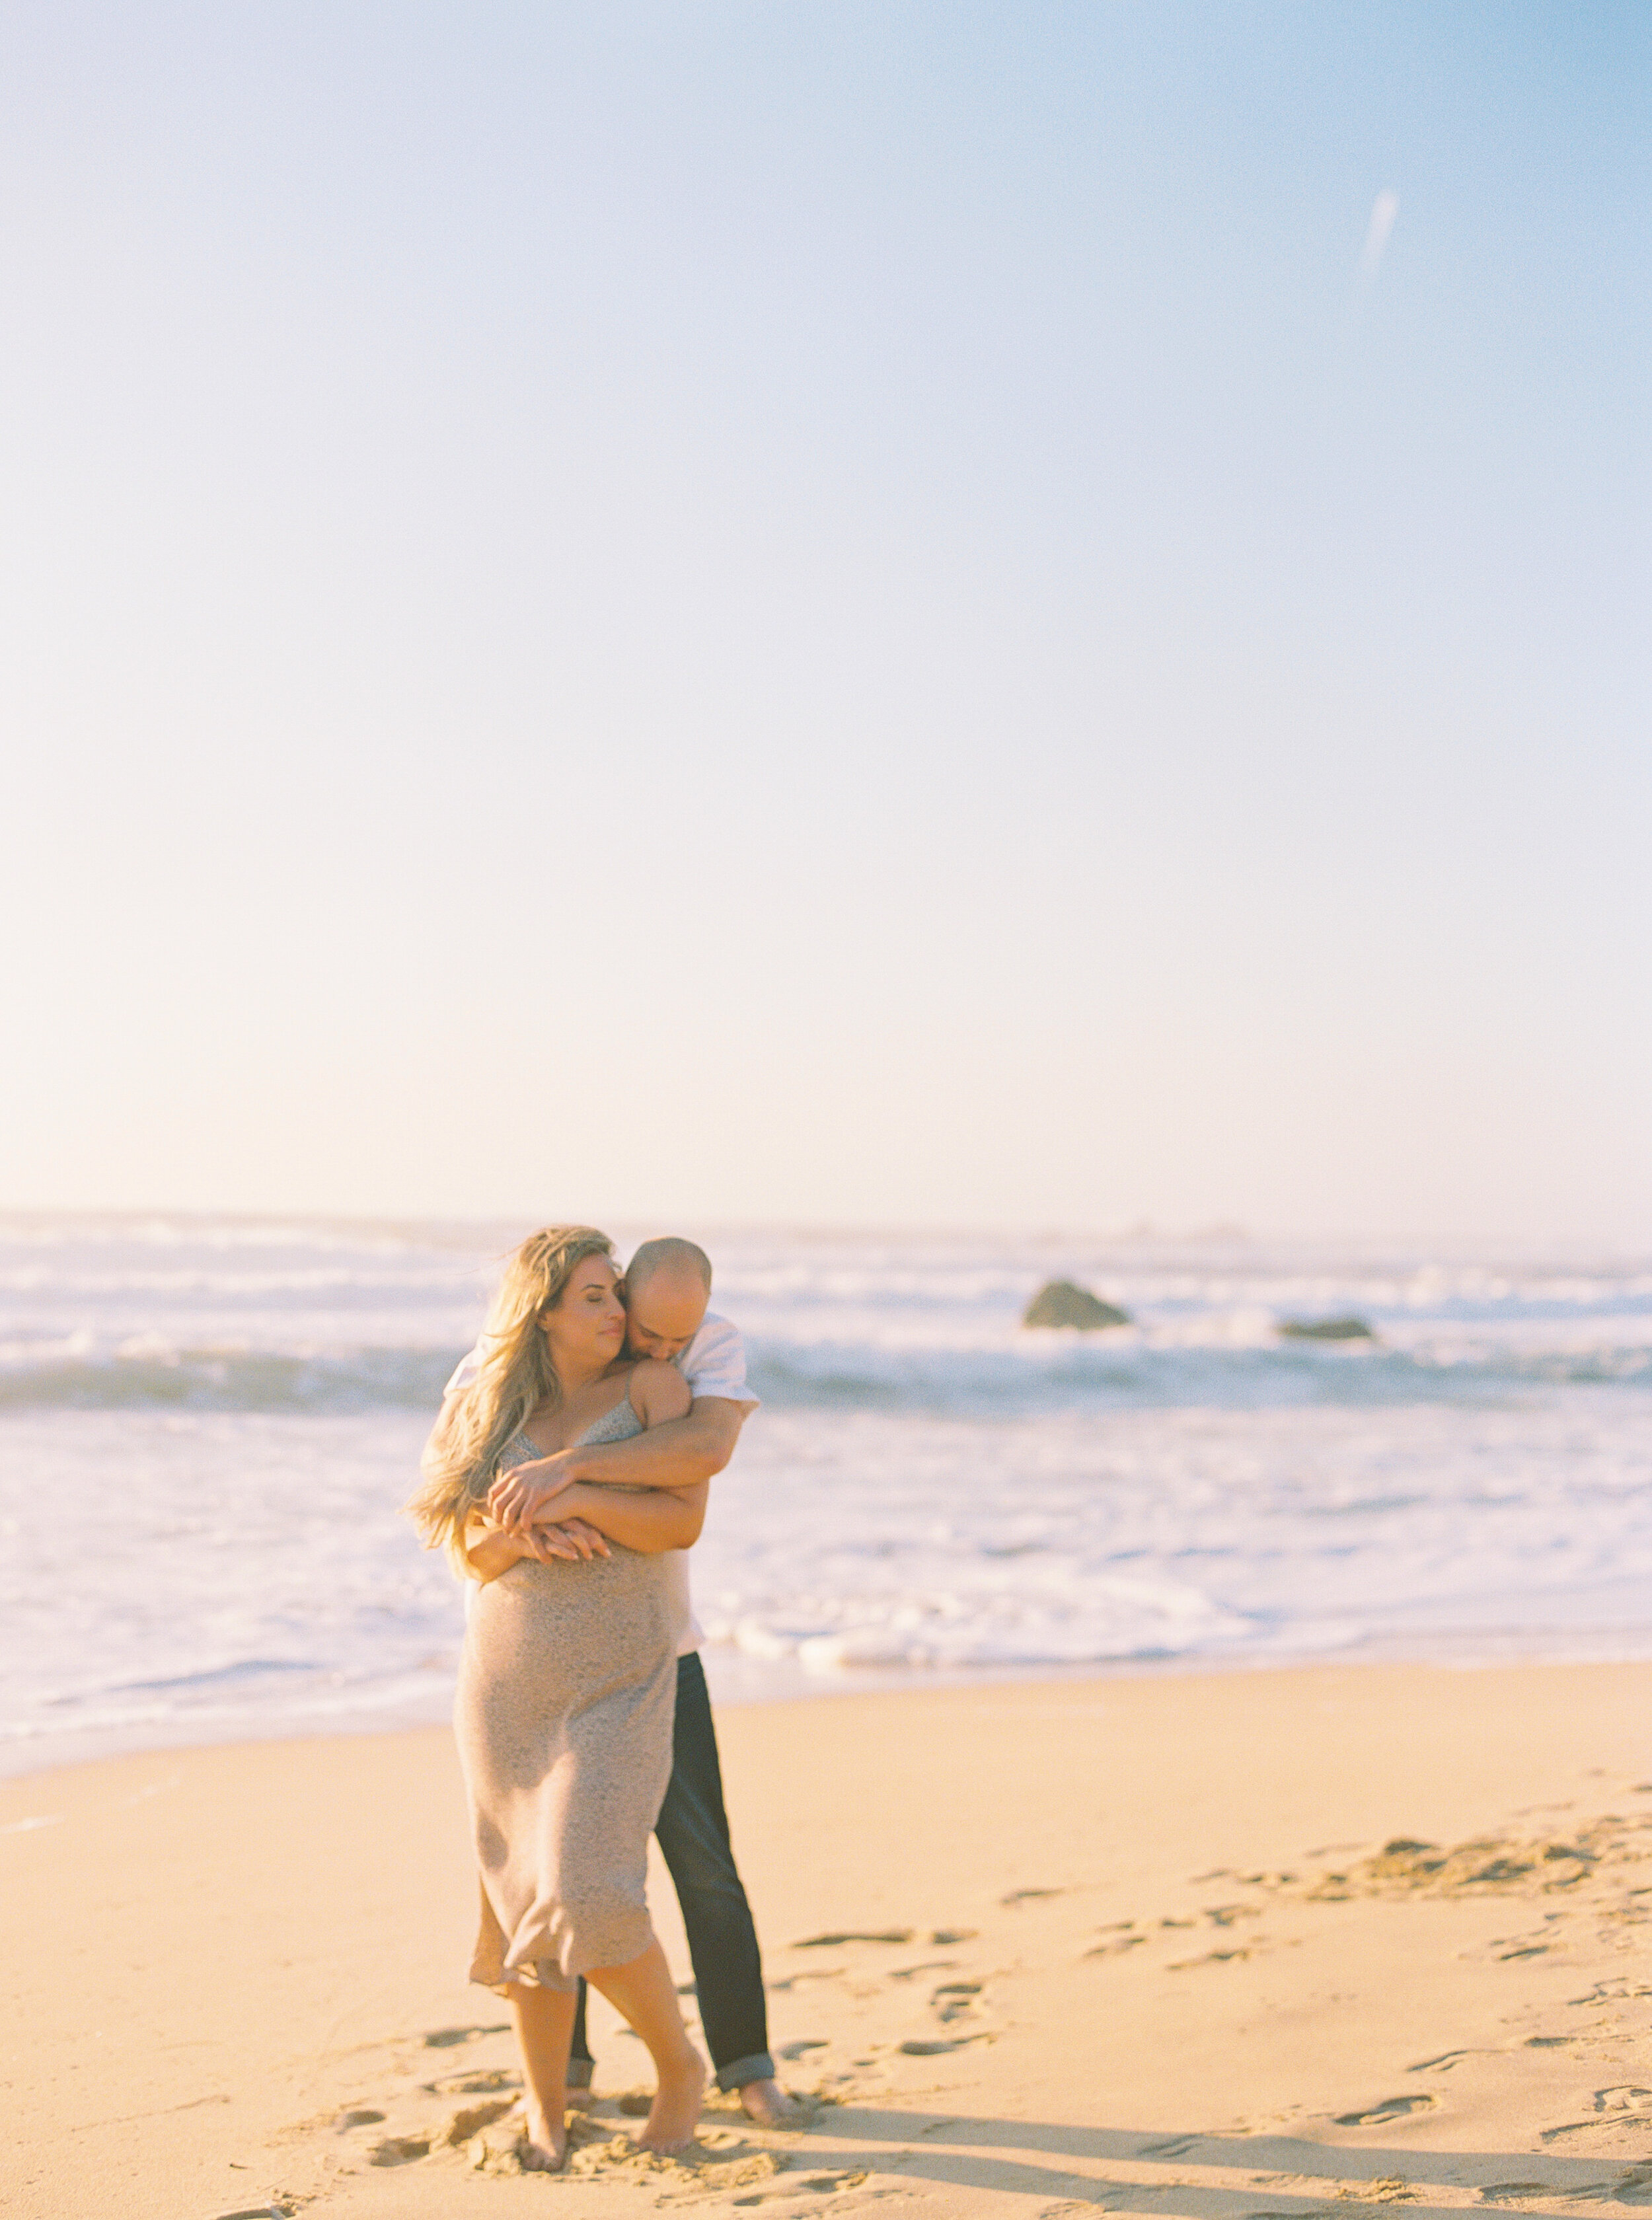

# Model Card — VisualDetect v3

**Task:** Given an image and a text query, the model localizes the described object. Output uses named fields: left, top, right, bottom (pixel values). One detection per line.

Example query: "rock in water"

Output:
left=1022, top=1280, right=1131, bottom=1330
left=1277, top=1315, right=1375, bottom=1342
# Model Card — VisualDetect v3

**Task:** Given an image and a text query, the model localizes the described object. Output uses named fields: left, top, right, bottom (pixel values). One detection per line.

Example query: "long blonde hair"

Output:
left=405, top=1224, right=615, bottom=1571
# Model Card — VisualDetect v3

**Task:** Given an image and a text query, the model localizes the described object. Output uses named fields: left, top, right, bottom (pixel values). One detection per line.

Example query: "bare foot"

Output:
left=520, top=2099, right=567, bottom=2172
left=739, top=2077, right=804, bottom=2129
left=634, top=2048, right=706, bottom=2155
left=564, top=2083, right=594, bottom=2112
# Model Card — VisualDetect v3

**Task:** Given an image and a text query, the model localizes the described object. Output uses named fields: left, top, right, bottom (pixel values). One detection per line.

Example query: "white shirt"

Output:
left=447, top=1310, right=757, bottom=1655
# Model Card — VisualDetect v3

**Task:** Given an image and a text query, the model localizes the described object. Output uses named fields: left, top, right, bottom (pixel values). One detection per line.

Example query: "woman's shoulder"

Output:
left=625, top=1358, right=693, bottom=1425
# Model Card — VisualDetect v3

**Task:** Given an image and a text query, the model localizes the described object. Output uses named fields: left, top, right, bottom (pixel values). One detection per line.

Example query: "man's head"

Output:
left=621, top=1236, right=712, bottom=1361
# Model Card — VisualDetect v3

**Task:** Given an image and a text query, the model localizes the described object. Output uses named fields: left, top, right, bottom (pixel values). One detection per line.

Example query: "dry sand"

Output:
left=7, top=1662, right=1652, bottom=2220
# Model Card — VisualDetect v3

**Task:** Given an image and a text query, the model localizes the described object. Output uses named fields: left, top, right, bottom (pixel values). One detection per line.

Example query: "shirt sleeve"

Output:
left=444, top=1340, right=487, bottom=1398
left=679, top=1314, right=760, bottom=1412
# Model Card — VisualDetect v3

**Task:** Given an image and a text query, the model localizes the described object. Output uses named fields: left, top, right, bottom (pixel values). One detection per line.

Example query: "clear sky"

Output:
left=1, top=3, right=1646, bottom=1238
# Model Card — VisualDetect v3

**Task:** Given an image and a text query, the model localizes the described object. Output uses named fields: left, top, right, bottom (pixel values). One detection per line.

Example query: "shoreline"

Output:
left=13, top=1624, right=1652, bottom=1783
left=9, top=1659, right=1652, bottom=2217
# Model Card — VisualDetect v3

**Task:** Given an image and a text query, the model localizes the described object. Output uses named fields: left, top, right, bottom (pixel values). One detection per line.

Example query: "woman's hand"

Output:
left=523, top=1517, right=611, bottom=1563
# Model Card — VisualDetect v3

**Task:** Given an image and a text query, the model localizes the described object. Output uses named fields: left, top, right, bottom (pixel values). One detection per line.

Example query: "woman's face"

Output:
left=541, top=1253, right=626, bottom=1378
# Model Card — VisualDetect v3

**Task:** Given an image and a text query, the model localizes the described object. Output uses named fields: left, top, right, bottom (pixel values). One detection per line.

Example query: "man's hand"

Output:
left=488, top=1450, right=578, bottom=1529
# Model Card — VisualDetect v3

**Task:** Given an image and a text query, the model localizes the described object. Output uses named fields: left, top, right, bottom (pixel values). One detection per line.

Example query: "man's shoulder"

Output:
left=680, top=1312, right=759, bottom=1411
left=688, top=1312, right=739, bottom=1354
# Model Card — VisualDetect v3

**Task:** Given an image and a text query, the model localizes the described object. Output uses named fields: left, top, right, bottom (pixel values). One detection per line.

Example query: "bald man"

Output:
left=449, top=1237, right=798, bottom=2128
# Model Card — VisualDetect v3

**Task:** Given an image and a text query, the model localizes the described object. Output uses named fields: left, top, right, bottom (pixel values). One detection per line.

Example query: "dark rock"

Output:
left=1277, top=1315, right=1376, bottom=1342
left=1022, top=1280, right=1131, bottom=1330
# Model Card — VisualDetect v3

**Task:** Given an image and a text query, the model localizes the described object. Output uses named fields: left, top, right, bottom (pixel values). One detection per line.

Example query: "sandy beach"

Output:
left=7, top=1661, right=1652, bottom=2219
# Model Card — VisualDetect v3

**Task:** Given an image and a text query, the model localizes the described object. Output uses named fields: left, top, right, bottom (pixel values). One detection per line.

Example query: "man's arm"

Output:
left=537, top=1479, right=708, bottom=1555
left=490, top=1398, right=747, bottom=1528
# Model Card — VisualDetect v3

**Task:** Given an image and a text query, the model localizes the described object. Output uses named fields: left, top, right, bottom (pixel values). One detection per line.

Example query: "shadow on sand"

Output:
left=782, top=2108, right=1652, bottom=2215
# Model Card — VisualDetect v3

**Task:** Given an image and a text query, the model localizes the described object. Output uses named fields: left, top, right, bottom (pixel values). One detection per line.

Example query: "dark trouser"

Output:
left=568, top=1649, right=774, bottom=2094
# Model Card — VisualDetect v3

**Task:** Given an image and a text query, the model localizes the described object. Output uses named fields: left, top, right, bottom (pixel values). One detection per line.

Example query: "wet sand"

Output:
left=7, top=1662, right=1652, bottom=2219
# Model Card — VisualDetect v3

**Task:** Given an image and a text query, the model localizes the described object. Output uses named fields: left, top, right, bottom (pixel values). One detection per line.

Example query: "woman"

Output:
left=407, top=1226, right=708, bottom=2170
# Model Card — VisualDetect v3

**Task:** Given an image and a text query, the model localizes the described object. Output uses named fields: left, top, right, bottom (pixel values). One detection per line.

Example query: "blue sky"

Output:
left=1, top=3, right=1646, bottom=1234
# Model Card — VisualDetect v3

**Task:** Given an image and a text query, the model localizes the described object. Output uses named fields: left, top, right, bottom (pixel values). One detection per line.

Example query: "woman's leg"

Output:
left=507, top=1982, right=580, bottom=2170
left=586, top=1939, right=706, bottom=2153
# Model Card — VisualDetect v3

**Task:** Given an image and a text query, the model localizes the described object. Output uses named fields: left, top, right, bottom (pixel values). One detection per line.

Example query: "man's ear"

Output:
left=615, top=1275, right=630, bottom=1306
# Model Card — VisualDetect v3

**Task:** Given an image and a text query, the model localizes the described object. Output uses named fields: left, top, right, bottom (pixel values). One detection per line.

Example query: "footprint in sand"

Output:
left=931, top=1980, right=983, bottom=2023
left=1527, top=2087, right=1652, bottom=2140
left=421, top=2022, right=509, bottom=2049
left=1086, top=1931, right=1146, bottom=1960
left=1334, top=2095, right=1439, bottom=2127
left=793, top=1929, right=914, bottom=1948
left=369, top=2133, right=433, bottom=2166
left=427, top=2066, right=520, bottom=2094
left=769, top=1966, right=846, bottom=1990
left=443, top=2098, right=519, bottom=2143
left=1584, top=2087, right=1652, bottom=2115
left=731, top=2171, right=867, bottom=2205
left=363, top=2092, right=522, bottom=2169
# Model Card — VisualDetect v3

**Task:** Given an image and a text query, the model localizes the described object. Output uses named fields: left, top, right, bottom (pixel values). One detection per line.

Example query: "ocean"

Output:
left=3, top=1213, right=1650, bottom=1776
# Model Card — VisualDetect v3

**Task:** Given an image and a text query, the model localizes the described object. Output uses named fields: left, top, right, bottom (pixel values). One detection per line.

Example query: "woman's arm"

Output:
left=462, top=1506, right=610, bottom=1582
left=462, top=1512, right=536, bottom=1584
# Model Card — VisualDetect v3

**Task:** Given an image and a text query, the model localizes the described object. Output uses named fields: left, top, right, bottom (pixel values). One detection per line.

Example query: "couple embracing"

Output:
left=407, top=1226, right=790, bottom=2170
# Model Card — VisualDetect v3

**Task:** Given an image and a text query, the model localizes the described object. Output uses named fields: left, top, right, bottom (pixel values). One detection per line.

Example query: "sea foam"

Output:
left=2, top=1216, right=1649, bottom=1769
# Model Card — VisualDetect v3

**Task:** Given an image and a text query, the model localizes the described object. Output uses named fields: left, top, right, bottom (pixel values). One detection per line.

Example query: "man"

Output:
left=451, top=1235, right=797, bottom=2129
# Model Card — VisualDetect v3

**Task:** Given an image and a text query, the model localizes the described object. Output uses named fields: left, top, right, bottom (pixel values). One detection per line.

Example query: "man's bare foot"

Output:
left=739, top=2077, right=804, bottom=2129
left=564, top=2083, right=594, bottom=2111
left=519, top=2098, right=567, bottom=2172
left=634, top=2048, right=706, bottom=2155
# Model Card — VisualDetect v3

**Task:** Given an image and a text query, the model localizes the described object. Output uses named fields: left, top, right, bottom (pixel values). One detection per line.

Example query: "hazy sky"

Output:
left=2, top=3, right=1647, bottom=1237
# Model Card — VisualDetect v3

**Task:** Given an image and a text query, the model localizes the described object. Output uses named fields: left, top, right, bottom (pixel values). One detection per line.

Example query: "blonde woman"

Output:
left=408, top=1227, right=708, bottom=2169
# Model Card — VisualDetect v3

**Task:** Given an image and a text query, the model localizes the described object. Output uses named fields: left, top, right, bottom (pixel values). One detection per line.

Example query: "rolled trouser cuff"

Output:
left=564, top=2057, right=594, bottom=2090
left=714, top=2051, right=776, bottom=2093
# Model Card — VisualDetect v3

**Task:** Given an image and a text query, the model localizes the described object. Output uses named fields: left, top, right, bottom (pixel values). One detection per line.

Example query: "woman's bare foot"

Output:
left=634, top=2047, right=706, bottom=2155
left=739, top=2077, right=804, bottom=2129
left=519, top=2098, right=567, bottom=2172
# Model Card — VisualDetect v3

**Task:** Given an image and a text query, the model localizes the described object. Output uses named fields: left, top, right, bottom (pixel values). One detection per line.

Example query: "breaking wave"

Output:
left=0, top=1329, right=1645, bottom=1416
